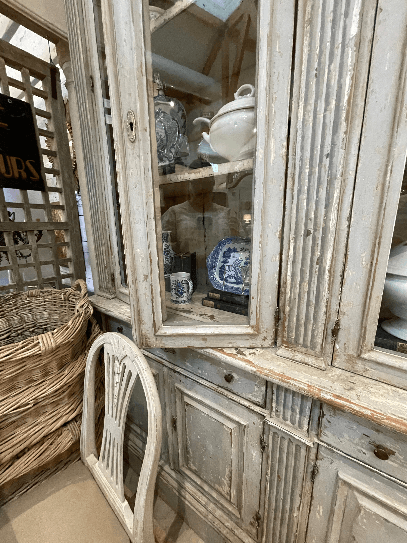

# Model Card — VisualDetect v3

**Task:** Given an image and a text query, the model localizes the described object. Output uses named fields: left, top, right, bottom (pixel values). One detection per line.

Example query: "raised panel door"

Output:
left=306, top=447, right=407, bottom=543
left=169, top=372, right=265, bottom=540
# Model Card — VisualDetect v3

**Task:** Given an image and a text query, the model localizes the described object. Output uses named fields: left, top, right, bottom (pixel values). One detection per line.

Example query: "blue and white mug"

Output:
left=170, top=272, right=193, bottom=304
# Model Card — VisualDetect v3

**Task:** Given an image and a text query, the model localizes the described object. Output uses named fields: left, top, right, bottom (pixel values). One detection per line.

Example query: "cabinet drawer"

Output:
left=148, top=348, right=267, bottom=408
left=104, top=316, right=133, bottom=339
left=320, top=405, right=407, bottom=484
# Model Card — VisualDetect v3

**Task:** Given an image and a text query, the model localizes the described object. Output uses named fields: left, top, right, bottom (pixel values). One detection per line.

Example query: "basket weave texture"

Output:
left=0, top=279, right=102, bottom=504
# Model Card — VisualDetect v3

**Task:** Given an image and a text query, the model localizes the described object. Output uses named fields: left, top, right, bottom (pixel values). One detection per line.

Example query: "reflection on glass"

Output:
left=376, top=164, right=407, bottom=350
left=147, top=0, right=257, bottom=324
left=93, top=0, right=128, bottom=288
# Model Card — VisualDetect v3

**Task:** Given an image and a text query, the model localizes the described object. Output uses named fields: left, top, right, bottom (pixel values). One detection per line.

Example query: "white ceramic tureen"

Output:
left=193, top=84, right=256, bottom=162
left=381, top=241, right=407, bottom=339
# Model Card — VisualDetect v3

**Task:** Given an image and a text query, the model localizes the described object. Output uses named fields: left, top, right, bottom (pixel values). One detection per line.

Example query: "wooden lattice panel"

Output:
left=0, top=39, right=84, bottom=292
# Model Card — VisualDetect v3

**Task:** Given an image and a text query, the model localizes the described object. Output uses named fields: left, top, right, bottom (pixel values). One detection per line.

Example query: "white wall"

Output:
left=0, top=0, right=67, bottom=43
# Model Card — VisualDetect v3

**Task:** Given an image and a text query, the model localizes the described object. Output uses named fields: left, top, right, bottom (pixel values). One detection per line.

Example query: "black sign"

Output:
left=0, top=93, right=46, bottom=191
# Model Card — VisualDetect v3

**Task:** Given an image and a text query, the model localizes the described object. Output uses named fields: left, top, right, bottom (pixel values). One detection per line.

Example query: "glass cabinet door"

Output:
left=147, top=0, right=257, bottom=327
left=333, top=0, right=407, bottom=389
left=97, top=0, right=293, bottom=347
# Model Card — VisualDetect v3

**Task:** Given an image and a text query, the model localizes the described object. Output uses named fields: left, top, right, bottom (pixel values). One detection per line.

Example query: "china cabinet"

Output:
left=62, top=0, right=407, bottom=541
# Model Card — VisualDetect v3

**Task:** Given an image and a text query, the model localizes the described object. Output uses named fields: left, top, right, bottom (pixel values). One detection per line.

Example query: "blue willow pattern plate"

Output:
left=207, top=237, right=251, bottom=296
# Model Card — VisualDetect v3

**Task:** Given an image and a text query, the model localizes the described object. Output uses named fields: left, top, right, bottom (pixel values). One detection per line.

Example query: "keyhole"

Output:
left=127, top=110, right=136, bottom=142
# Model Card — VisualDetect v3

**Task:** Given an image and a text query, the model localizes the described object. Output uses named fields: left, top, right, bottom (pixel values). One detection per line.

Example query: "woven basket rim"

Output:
left=0, top=280, right=92, bottom=360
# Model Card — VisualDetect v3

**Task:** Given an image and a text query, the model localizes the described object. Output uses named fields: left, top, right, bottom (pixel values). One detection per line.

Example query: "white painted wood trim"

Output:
left=97, top=0, right=294, bottom=347
left=333, top=0, right=407, bottom=387
left=278, top=0, right=378, bottom=367
left=63, top=0, right=119, bottom=298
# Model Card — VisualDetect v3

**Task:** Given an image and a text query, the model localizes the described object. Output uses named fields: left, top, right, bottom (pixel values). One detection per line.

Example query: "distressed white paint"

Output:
left=278, top=0, right=378, bottom=368
left=87, top=0, right=294, bottom=347
left=306, top=448, right=407, bottom=543
left=334, top=0, right=407, bottom=389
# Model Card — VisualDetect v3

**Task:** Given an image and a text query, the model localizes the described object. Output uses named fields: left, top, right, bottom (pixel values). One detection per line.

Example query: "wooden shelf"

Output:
left=158, top=158, right=253, bottom=185
left=165, top=290, right=248, bottom=325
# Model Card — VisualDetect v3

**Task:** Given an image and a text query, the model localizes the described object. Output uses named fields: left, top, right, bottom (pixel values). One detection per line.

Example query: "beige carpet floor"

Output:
left=0, top=461, right=203, bottom=543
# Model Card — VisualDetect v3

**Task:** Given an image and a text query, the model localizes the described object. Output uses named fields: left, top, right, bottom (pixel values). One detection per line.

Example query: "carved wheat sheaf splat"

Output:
left=98, top=338, right=136, bottom=497
left=81, top=333, right=162, bottom=543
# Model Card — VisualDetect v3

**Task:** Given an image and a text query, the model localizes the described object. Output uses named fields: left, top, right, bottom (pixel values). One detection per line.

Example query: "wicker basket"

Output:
left=0, top=280, right=101, bottom=502
left=0, top=280, right=92, bottom=389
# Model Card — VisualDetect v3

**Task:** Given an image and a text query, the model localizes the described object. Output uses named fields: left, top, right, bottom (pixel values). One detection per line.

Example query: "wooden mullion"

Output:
left=44, top=167, right=61, bottom=176
left=0, top=57, right=10, bottom=95
left=6, top=77, right=25, bottom=91
left=3, top=202, right=64, bottom=211
left=42, top=148, right=57, bottom=157
left=21, top=67, right=61, bottom=289
left=37, top=241, right=69, bottom=248
left=228, top=14, right=251, bottom=101
left=17, top=186, right=45, bottom=290
left=0, top=243, right=32, bottom=252
left=31, top=87, right=48, bottom=100
left=40, top=72, right=67, bottom=288
left=38, top=128, right=54, bottom=139
left=0, top=221, right=70, bottom=231
left=222, top=38, right=230, bottom=103
left=35, top=108, right=51, bottom=119
left=10, top=261, right=36, bottom=269
left=0, top=188, right=24, bottom=290
left=40, top=257, right=72, bottom=266
left=42, top=67, right=85, bottom=282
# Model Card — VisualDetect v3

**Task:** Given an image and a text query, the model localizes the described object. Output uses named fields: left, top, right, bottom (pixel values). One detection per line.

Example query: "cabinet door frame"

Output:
left=306, top=446, right=407, bottom=543
left=332, top=0, right=407, bottom=389
left=64, top=0, right=128, bottom=299
left=87, top=0, right=296, bottom=348
left=166, top=370, right=265, bottom=541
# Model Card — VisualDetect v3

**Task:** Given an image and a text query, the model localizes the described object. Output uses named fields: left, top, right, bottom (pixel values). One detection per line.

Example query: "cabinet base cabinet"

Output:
left=124, top=352, right=315, bottom=543
left=305, top=447, right=407, bottom=543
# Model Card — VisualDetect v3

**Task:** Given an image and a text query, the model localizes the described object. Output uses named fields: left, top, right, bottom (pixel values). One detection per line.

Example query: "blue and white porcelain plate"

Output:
left=207, top=237, right=251, bottom=296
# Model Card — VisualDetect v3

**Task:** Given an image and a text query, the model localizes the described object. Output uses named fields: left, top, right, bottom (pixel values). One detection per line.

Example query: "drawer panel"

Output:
left=148, top=348, right=267, bottom=408
left=104, top=315, right=133, bottom=339
left=320, top=404, right=407, bottom=484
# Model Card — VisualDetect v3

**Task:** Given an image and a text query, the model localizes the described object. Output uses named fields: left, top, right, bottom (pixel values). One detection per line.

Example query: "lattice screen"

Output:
left=0, top=39, right=85, bottom=292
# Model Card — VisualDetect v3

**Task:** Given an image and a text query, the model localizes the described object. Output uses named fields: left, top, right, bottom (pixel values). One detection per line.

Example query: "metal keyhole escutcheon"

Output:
left=127, top=110, right=136, bottom=143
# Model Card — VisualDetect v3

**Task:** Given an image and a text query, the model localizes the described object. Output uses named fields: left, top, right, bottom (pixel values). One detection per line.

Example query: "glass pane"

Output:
left=147, top=0, right=257, bottom=325
left=92, top=0, right=128, bottom=288
left=375, top=162, right=407, bottom=351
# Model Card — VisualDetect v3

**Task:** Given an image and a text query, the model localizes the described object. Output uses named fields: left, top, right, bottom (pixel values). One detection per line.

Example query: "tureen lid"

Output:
left=387, top=241, right=407, bottom=275
left=213, top=84, right=255, bottom=120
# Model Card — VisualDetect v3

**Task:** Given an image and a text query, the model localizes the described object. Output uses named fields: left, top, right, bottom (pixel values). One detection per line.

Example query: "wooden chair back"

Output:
left=81, top=332, right=162, bottom=543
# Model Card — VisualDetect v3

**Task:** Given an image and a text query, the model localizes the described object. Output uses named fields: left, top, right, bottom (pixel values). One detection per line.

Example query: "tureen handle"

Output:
left=193, top=117, right=211, bottom=127
left=193, top=117, right=211, bottom=144
left=234, top=84, right=255, bottom=99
